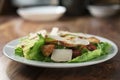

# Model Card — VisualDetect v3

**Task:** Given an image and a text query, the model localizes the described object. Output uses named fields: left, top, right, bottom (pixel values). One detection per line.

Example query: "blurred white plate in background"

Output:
left=87, top=5, right=119, bottom=18
left=17, top=6, right=66, bottom=21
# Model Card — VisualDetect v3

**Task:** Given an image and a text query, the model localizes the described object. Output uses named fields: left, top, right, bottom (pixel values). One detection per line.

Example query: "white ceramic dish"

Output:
left=17, top=6, right=66, bottom=21
left=87, top=5, right=119, bottom=18
left=3, top=34, right=118, bottom=68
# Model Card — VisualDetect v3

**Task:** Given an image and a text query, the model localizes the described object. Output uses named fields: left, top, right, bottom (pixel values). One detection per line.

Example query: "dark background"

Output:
left=0, top=0, right=119, bottom=16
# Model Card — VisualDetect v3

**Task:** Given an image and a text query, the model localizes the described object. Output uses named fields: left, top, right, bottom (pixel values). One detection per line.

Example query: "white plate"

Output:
left=17, top=6, right=66, bottom=21
left=3, top=34, right=118, bottom=68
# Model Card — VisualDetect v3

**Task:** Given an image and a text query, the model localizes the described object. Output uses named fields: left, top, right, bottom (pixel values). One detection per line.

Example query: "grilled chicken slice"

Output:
left=42, top=44, right=55, bottom=56
left=87, top=37, right=100, bottom=43
left=59, top=41, right=77, bottom=47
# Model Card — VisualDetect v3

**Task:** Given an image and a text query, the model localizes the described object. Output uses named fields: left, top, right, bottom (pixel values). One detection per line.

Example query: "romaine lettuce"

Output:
left=98, top=42, right=111, bottom=55
left=24, top=34, right=45, bottom=60
left=69, top=49, right=102, bottom=62
left=69, top=42, right=111, bottom=63
left=15, top=47, right=23, bottom=57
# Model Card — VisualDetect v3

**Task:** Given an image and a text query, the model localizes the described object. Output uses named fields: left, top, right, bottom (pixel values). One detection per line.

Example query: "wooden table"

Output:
left=0, top=16, right=120, bottom=80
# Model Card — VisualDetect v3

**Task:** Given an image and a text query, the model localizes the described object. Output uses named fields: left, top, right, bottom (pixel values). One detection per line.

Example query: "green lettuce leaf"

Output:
left=15, top=36, right=39, bottom=57
left=43, top=57, right=53, bottom=62
left=24, top=34, right=45, bottom=60
left=15, top=47, right=23, bottom=57
left=15, top=34, right=53, bottom=61
left=98, top=42, right=111, bottom=55
left=69, top=42, right=111, bottom=63
left=69, top=49, right=102, bottom=62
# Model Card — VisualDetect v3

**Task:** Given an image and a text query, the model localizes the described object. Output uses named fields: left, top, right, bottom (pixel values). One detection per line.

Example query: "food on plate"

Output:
left=15, top=27, right=111, bottom=62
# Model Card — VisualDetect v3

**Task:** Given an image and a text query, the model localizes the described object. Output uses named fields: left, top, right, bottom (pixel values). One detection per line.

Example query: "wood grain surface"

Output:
left=0, top=16, right=120, bottom=80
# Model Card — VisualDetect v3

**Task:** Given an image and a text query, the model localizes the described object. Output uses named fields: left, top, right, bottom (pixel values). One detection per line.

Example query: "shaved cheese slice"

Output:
left=29, top=30, right=47, bottom=40
left=48, top=35, right=66, bottom=41
left=50, top=27, right=59, bottom=35
left=67, top=37, right=90, bottom=45
left=37, top=30, right=47, bottom=37
left=51, top=49, right=72, bottom=62
left=29, top=33, right=38, bottom=40
left=48, top=28, right=90, bottom=45
left=48, top=35, right=89, bottom=45
left=59, top=31, right=89, bottom=38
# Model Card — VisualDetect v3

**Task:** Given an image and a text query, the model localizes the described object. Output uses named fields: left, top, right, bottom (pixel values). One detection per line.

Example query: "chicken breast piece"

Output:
left=42, top=44, right=55, bottom=56
left=87, top=37, right=100, bottom=43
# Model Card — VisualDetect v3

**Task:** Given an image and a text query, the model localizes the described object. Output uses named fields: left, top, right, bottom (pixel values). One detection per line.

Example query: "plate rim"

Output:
left=3, top=34, right=118, bottom=68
